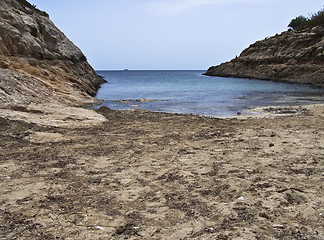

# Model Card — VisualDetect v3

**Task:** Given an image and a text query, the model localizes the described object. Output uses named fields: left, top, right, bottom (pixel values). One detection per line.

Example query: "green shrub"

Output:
left=308, top=7, right=324, bottom=27
left=288, top=15, right=308, bottom=30
left=288, top=7, right=324, bottom=30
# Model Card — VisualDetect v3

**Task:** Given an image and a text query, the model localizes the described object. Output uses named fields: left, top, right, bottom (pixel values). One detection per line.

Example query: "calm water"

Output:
left=95, top=70, right=324, bottom=117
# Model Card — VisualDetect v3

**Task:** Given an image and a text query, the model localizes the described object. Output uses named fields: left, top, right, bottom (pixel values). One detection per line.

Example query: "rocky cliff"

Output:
left=0, top=0, right=105, bottom=107
left=204, top=27, right=324, bottom=88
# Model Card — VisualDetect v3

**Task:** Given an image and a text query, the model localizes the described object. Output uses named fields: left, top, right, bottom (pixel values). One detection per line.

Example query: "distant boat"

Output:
left=124, top=69, right=129, bottom=71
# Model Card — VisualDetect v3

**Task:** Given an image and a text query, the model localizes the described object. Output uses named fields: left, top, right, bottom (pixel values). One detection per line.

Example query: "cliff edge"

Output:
left=204, top=27, right=324, bottom=88
left=0, top=0, right=105, bottom=108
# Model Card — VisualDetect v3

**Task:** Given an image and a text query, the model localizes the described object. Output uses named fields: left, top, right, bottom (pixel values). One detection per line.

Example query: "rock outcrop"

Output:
left=204, top=27, right=324, bottom=88
left=0, top=0, right=105, bottom=107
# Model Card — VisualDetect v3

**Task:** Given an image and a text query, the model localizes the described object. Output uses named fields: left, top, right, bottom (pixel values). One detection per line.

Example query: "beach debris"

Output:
left=205, top=227, right=215, bottom=233
left=259, top=212, right=270, bottom=219
left=273, top=224, right=285, bottom=229
left=263, top=107, right=308, bottom=115
left=136, top=98, right=156, bottom=102
left=217, top=234, right=229, bottom=240
left=115, top=223, right=142, bottom=237
left=277, top=187, right=306, bottom=193
left=94, top=225, right=104, bottom=230
left=237, top=196, right=245, bottom=201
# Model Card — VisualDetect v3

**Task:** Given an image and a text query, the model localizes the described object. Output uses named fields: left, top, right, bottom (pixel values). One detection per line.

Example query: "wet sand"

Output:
left=0, top=104, right=324, bottom=239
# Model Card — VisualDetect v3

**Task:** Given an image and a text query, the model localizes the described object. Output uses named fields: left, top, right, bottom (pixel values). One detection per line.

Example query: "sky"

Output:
left=29, top=0, right=323, bottom=70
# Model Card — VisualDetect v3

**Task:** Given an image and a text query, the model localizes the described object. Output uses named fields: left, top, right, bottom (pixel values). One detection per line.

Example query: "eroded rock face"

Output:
left=0, top=0, right=105, bottom=107
left=204, top=27, right=324, bottom=88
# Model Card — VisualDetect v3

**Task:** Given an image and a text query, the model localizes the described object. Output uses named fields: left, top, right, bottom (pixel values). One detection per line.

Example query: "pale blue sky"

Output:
left=30, top=0, right=323, bottom=70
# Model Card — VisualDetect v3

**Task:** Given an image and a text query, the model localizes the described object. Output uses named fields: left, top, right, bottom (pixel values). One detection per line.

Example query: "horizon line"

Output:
left=95, top=69, right=206, bottom=71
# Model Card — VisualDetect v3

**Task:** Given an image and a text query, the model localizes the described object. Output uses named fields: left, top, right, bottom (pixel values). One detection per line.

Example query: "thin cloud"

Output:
left=145, top=0, right=262, bottom=16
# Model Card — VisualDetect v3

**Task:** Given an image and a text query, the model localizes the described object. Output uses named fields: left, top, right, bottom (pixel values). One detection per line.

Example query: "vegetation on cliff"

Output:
left=288, top=7, right=324, bottom=31
left=15, top=0, right=49, bottom=17
left=204, top=8, right=324, bottom=88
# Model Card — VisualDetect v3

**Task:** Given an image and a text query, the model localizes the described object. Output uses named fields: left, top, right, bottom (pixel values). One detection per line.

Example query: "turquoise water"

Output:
left=95, top=70, right=324, bottom=117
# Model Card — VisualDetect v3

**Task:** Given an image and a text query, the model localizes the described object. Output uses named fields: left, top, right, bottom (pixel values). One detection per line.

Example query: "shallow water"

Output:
left=95, top=70, right=324, bottom=117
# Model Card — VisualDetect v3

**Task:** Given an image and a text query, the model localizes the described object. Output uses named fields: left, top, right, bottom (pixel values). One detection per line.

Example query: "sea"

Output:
left=95, top=70, right=324, bottom=117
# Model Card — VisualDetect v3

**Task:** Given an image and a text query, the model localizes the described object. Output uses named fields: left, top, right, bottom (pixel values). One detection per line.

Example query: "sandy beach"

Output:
left=0, top=103, right=324, bottom=239
left=1, top=1, right=324, bottom=239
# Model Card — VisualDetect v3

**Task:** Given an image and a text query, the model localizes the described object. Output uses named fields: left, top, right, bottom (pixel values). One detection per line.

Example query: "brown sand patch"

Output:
left=0, top=105, right=323, bottom=239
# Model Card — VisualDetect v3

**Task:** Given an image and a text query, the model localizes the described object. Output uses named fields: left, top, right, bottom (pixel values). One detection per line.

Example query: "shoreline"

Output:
left=203, top=71, right=324, bottom=90
left=1, top=101, right=323, bottom=127
left=204, top=27, right=324, bottom=89
left=95, top=70, right=324, bottom=118
left=94, top=97, right=324, bottom=119
left=1, top=101, right=324, bottom=239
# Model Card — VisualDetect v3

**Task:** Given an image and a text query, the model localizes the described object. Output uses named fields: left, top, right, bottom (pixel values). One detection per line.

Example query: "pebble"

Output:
left=94, top=225, right=104, bottom=230
left=237, top=196, right=245, bottom=201
left=205, top=227, right=215, bottom=232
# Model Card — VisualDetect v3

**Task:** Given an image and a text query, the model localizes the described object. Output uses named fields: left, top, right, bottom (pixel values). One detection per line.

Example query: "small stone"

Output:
left=259, top=212, right=270, bottom=219
left=205, top=227, right=215, bottom=233
left=94, top=225, right=104, bottom=230
left=269, top=143, right=275, bottom=147
left=237, top=196, right=245, bottom=201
